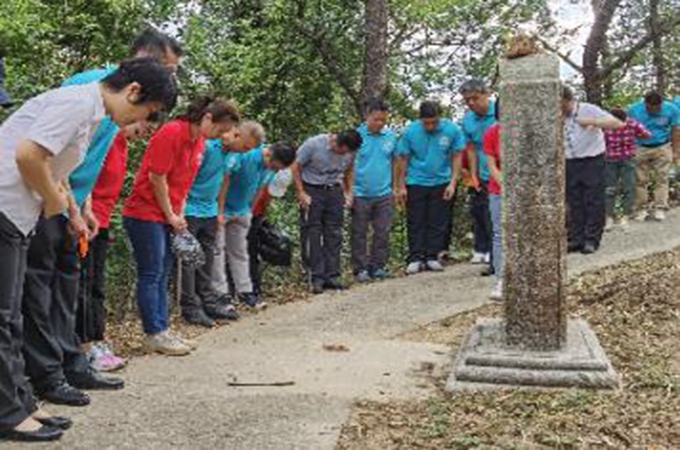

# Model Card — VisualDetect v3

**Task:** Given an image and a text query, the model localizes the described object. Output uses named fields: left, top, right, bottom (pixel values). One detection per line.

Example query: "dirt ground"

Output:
left=337, top=250, right=680, bottom=450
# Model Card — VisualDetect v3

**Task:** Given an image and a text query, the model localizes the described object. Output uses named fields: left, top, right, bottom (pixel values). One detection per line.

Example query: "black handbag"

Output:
left=257, top=219, right=293, bottom=267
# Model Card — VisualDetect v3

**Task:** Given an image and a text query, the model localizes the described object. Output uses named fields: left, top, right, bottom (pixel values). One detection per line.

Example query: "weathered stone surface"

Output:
left=447, top=318, right=621, bottom=390
left=447, top=53, right=619, bottom=391
left=499, top=54, right=566, bottom=351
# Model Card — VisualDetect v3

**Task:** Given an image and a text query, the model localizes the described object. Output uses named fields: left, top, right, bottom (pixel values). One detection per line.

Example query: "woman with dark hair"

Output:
left=123, top=97, right=240, bottom=356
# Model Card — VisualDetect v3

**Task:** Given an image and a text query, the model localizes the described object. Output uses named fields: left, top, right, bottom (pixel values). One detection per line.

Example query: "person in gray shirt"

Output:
left=292, top=130, right=362, bottom=293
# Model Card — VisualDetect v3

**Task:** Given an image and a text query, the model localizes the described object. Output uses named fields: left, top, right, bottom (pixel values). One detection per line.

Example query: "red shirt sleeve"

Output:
left=483, top=125, right=500, bottom=160
left=147, top=122, right=181, bottom=175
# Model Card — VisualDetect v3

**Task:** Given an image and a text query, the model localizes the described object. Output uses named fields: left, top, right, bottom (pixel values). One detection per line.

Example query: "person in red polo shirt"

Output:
left=123, top=97, right=240, bottom=356
left=76, top=121, right=156, bottom=372
left=483, top=102, right=502, bottom=301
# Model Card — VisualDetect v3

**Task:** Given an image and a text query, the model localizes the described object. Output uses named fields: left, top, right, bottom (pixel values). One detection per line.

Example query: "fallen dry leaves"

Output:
left=337, top=250, right=680, bottom=450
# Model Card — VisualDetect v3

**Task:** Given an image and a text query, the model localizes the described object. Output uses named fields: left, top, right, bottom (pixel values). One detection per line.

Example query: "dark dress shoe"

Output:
left=205, top=302, right=239, bottom=321
left=323, top=278, right=346, bottom=290
left=311, top=281, right=324, bottom=295
left=581, top=242, right=597, bottom=254
left=182, top=309, right=215, bottom=328
left=36, top=416, right=72, bottom=430
left=67, top=369, right=124, bottom=391
left=568, top=242, right=584, bottom=253
left=0, top=425, right=63, bottom=442
left=239, top=292, right=267, bottom=309
left=40, top=382, right=90, bottom=407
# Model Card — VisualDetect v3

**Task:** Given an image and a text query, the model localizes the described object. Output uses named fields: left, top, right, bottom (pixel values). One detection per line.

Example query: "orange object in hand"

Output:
left=78, top=235, right=89, bottom=258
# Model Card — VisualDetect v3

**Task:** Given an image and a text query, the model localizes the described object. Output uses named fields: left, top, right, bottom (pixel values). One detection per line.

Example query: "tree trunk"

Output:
left=582, top=0, right=621, bottom=104
left=649, top=0, right=667, bottom=95
left=361, top=0, right=389, bottom=117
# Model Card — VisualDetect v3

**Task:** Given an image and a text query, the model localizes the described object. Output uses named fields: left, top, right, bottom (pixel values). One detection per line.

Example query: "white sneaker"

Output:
left=425, top=260, right=444, bottom=272
left=170, top=333, right=198, bottom=351
left=406, top=262, right=422, bottom=275
left=143, top=333, right=191, bottom=356
left=490, top=280, right=503, bottom=301
left=652, top=210, right=666, bottom=221
left=604, top=217, right=615, bottom=232
left=470, top=252, right=486, bottom=264
left=483, top=253, right=491, bottom=264
left=634, top=210, right=648, bottom=222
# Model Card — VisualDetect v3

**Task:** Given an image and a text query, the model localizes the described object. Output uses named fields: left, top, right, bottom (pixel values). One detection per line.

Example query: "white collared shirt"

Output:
left=564, top=102, right=611, bottom=160
left=0, top=82, right=106, bottom=234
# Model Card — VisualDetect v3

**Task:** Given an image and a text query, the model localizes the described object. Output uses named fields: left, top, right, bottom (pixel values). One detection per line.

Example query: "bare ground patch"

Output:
left=338, top=250, right=680, bottom=449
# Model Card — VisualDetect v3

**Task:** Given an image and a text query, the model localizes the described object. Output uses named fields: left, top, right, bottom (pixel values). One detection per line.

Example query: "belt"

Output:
left=640, top=141, right=670, bottom=149
left=304, top=182, right=342, bottom=190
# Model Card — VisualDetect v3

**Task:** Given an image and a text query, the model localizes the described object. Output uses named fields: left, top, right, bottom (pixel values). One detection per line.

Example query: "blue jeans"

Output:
left=489, top=194, right=503, bottom=281
left=124, top=218, right=172, bottom=335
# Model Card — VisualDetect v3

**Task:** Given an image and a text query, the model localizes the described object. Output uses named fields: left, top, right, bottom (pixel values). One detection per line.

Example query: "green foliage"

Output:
left=1, top=0, right=672, bottom=319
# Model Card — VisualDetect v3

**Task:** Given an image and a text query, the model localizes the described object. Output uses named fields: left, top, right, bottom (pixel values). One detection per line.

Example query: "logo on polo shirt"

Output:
left=653, top=116, right=670, bottom=127
left=382, top=140, right=395, bottom=153
left=439, top=136, right=451, bottom=148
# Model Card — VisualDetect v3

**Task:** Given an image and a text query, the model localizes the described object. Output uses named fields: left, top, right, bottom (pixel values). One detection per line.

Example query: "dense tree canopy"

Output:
left=3, top=0, right=676, bottom=134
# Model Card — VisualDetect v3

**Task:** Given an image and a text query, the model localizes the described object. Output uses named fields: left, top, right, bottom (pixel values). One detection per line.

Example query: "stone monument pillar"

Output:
left=447, top=53, right=620, bottom=390
left=501, top=54, right=566, bottom=351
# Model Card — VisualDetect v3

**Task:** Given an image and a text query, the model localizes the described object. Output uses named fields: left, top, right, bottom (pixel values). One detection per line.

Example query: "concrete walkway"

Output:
left=20, top=209, right=680, bottom=450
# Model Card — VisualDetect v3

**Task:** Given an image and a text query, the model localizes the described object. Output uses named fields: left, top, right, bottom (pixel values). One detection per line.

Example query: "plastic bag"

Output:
left=171, top=230, right=206, bottom=268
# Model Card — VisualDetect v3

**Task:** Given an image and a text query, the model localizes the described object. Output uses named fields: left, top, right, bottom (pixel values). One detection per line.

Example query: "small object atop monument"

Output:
left=504, top=33, right=542, bottom=59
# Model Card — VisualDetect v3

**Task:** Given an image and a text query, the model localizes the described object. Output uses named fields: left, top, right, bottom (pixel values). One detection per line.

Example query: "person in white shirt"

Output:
left=0, top=56, right=176, bottom=442
left=561, top=86, right=624, bottom=255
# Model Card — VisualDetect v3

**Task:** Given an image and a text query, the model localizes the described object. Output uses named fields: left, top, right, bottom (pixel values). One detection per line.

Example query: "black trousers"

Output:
left=300, top=184, right=345, bottom=283
left=567, top=155, right=606, bottom=248
left=76, top=229, right=110, bottom=343
left=181, top=217, right=219, bottom=313
left=22, top=216, right=89, bottom=392
left=247, top=216, right=264, bottom=295
left=469, top=183, right=492, bottom=254
left=406, top=184, right=452, bottom=263
left=0, top=213, right=35, bottom=431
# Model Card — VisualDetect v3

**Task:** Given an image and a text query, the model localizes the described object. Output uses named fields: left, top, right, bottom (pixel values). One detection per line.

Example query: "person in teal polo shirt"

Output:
left=628, top=91, right=680, bottom=221
left=396, top=101, right=466, bottom=275
left=460, top=79, right=497, bottom=268
left=181, top=131, right=242, bottom=328
left=21, top=30, right=182, bottom=409
left=351, top=100, right=398, bottom=283
left=215, top=123, right=297, bottom=309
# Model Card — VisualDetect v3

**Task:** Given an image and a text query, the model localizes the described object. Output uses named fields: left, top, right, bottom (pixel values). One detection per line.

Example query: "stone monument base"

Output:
left=447, top=318, right=620, bottom=391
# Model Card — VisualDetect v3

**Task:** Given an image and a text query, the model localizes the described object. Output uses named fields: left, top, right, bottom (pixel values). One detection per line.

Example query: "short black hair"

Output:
left=131, top=29, right=170, bottom=59
left=102, top=57, right=178, bottom=112
left=165, top=35, right=184, bottom=57
left=459, top=79, right=489, bottom=96
left=610, top=108, right=627, bottom=122
left=270, top=142, right=297, bottom=167
left=419, top=101, right=441, bottom=119
left=336, top=129, right=363, bottom=152
left=365, top=99, right=390, bottom=115
left=561, top=86, right=575, bottom=102
left=644, top=91, right=663, bottom=107
left=494, top=98, right=500, bottom=121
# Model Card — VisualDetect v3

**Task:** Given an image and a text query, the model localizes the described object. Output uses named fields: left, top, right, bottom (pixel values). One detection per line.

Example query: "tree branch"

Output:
left=534, top=36, right=584, bottom=73
left=600, top=14, right=680, bottom=79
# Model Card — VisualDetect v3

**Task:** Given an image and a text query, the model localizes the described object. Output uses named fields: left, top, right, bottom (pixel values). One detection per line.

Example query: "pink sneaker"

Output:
left=90, top=344, right=126, bottom=372
left=94, top=353, right=126, bottom=372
